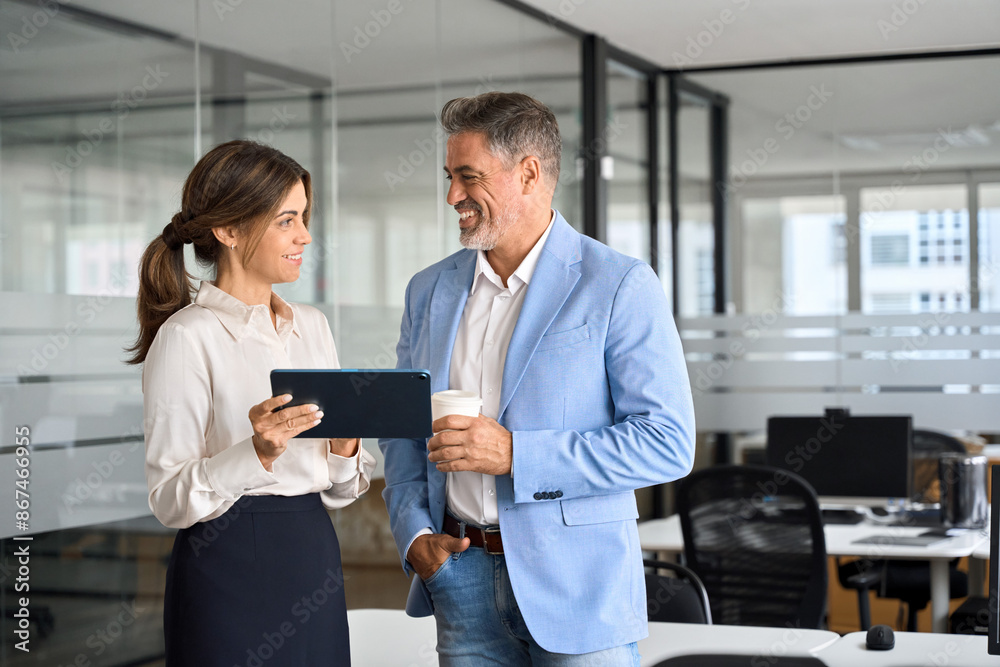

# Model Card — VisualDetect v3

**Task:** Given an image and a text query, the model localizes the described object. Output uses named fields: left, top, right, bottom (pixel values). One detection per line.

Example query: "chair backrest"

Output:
left=675, top=464, right=828, bottom=629
left=912, top=428, right=966, bottom=503
left=643, top=558, right=712, bottom=624
left=654, top=656, right=828, bottom=667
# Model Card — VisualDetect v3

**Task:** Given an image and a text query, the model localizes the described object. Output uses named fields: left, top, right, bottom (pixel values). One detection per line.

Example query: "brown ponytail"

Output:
left=126, top=140, right=312, bottom=364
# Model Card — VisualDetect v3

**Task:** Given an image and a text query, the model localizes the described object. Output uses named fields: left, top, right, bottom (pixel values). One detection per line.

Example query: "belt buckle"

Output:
left=482, top=527, right=503, bottom=555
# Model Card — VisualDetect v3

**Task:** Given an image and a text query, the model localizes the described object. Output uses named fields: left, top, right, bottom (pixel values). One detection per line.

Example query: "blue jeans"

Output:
left=423, top=539, right=640, bottom=666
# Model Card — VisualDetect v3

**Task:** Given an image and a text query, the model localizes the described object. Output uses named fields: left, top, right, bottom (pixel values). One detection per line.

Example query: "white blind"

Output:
left=680, top=311, right=1000, bottom=433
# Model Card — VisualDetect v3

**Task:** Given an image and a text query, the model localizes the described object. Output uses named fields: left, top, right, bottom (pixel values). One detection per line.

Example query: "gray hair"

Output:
left=440, top=92, right=561, bottom=189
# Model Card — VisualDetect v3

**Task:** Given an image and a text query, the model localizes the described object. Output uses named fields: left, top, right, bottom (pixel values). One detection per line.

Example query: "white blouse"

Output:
left=143, top=281, right=375, bottom=529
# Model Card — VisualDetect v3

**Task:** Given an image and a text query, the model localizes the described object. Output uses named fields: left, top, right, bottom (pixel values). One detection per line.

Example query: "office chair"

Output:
left=643, top=558, right=712, bottom=624
left=653, top=657, right=828, bottom=667
left=675, top=464, right=828, bottom=629
left=837, top=429, right=969, bottom=631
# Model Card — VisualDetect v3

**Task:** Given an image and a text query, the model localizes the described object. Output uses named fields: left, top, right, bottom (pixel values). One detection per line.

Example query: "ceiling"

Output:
left=3, top=0, right=999, bottom=185
left=516, top=0, right=1000, bottom=180
left=519, top=0, right=1000, bottom=69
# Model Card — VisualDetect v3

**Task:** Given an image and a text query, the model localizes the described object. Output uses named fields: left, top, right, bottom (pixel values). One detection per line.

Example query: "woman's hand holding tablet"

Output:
left=249, top=393, right=322, bottom=470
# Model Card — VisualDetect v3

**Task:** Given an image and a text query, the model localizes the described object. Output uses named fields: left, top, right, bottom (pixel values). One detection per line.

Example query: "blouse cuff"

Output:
left=327, top=440, right=376, bottom=484
left=205, top=436, right=278, bottom=501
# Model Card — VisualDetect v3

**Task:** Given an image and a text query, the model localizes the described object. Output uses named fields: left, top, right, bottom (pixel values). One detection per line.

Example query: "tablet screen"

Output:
left=270, top=369, right=432, bottom=439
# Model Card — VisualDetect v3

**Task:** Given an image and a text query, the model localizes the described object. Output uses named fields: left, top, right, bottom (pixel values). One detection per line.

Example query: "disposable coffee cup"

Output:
left=431, top=390, right=482, bottom=425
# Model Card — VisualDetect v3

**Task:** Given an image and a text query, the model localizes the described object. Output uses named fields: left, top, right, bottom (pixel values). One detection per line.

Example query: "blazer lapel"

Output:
left=498, top=215, right=582, bottom=420
left=427, top=252, right=476, bottom=393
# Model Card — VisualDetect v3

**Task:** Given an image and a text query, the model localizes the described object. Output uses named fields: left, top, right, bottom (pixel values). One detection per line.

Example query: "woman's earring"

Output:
left=231, top=243, right=236, bottom=250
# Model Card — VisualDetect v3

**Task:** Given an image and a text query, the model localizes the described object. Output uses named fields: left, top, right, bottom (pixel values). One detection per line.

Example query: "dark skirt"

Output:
left=164, top=493, right=350, bottom=666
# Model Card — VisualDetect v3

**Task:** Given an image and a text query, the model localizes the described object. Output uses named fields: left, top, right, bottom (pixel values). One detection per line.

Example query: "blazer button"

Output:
left=555, top=490, right=563, bottom=498
left=534, top=492, right=543, bottom=500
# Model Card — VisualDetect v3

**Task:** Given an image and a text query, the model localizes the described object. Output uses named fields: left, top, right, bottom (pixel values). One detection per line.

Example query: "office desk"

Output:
left=639, top=622, right=839, bottom=666
left=638, top=515, right=989, bottom=633
left=346, top=608, right=840, bottom=666
left=815, top=630, right=993, bottom=666
left=970, top=539, right=990, bottom=598
left=348, top=608, right=437, bottom=667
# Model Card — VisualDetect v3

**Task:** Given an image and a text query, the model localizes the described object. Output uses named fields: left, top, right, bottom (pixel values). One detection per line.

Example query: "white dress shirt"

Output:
left=143, top=281, right=375, bottom=529
left=447, top=216, right=555, bottom=526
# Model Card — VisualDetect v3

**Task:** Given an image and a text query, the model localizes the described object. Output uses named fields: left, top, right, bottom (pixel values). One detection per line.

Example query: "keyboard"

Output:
left=877, top=509, right=943, bottom=528
left=821, top=509, right=865, bottom=525
left=852, top=533, right=948, bottom=547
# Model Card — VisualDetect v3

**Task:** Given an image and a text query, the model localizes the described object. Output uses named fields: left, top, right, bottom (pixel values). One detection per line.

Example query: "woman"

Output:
left=128, top=140, right=374, bottom=666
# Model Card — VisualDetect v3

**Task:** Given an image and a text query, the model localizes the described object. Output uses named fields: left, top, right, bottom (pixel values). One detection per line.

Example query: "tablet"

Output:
left=269, top=369, right=432, bottom=439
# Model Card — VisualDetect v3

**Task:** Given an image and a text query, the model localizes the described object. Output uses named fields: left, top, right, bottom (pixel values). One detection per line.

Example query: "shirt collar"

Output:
left=194, top=281, right=300, bottom=341
left=470, top=210, right=556, bottom=296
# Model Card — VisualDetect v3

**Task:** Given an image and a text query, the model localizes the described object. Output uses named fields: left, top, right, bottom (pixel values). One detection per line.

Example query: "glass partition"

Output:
left=980, top=183, right=1000, bottom=311
left=0, top=1, right=582, bottom=663
left=676, top=92, right=714, bottom=317
left=860, top=184, right=968, bottom=313
left=742, top=195, right=846, bottom=315
left=605, top=59, right=650, bottom=262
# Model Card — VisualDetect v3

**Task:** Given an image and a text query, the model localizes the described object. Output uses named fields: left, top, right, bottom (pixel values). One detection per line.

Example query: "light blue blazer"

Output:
left=379, top=212, right=695, bottom=654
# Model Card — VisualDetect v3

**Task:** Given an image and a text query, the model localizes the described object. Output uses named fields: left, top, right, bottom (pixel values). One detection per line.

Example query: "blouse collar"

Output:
left=194, top=281, right=300, bottom=342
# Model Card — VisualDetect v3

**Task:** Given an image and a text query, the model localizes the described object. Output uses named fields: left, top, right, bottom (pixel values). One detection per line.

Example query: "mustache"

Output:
left=454, top=200, right=481, bottom=212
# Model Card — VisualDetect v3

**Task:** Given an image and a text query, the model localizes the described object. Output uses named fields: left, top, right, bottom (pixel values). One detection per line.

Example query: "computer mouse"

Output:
left=866, top=624, right=894, bottom=650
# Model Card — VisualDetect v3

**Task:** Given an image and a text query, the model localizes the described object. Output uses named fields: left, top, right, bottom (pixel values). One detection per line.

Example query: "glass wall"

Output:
left=605, top=59, right=650, bottom=262
left=860, top=184, right=968, bottom=313
left=980, top=183, right=1000, bottom=311
left=656, top=76, right=674, bottom=305
left=742, top=195, right=846, bottom=315
left=675, top=91, right=715, bottom=317
left=690, top=56, right=1000, bottom=316
left=0, top=1, right=582, bottom=664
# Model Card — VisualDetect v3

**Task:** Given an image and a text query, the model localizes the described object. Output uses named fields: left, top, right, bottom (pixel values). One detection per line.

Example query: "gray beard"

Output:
left=459, top=209, right=517, bottom=251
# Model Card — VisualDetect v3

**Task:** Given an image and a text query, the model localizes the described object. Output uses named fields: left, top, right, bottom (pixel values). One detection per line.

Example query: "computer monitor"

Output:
left=988, top=465, right=999, bottom=655
left=765, top=409, right=912, bottom=507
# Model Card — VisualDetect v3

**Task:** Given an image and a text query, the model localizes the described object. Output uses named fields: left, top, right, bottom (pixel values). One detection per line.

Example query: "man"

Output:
left=380, top=91, right=695, bottom=665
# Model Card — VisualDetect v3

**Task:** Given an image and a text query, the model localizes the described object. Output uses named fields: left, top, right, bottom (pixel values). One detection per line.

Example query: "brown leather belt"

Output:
left=443, top=513, right=504, bottom=555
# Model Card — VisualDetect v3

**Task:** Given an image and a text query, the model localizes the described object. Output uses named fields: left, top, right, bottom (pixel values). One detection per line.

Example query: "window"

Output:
left=870, top=234, right=910, bottom=266
left=742, top=195, right=846, bottom=315
left=860, top=185, right=968, bottom=314
left=870, top=293, right=912, bottom=313
left=979, top=183, right=1000, bottom=311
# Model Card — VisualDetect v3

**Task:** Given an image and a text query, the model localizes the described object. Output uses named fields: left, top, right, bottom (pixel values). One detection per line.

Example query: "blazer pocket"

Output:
left=534, top=323, right=590, bottom=352
left=560, top=492, right=639, bottom=526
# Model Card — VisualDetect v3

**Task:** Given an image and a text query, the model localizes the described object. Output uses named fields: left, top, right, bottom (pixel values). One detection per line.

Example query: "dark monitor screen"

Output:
left=766, top=412, right=912, bottom=504
left=988, top=465, right=999, bottom=655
